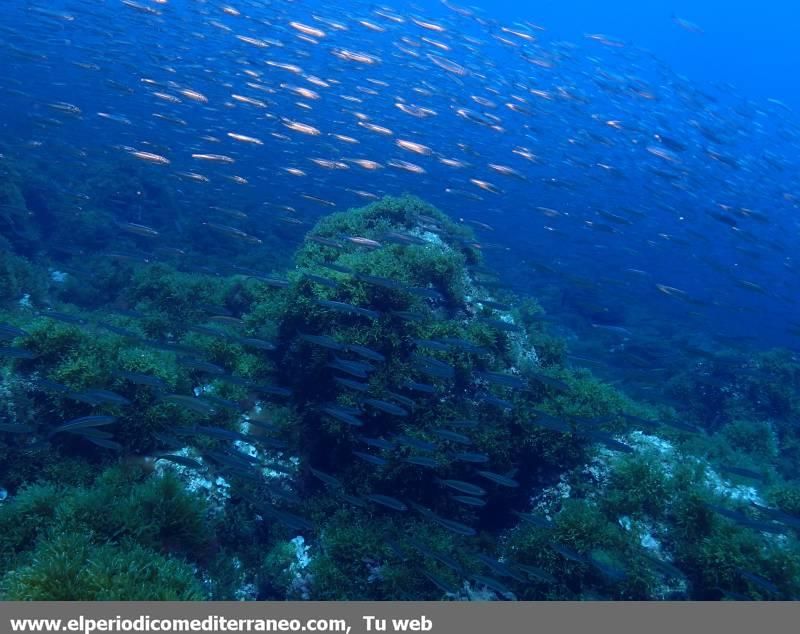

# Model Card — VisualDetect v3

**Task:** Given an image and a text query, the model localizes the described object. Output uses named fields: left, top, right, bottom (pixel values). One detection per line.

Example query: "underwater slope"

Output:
left=1, top=196, right=799, bottom=600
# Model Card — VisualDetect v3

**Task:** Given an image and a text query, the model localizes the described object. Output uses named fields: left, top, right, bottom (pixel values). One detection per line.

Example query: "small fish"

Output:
left=159, top=394, right=217, bottom=415
left=306, top=236, right=344, bottom=249
left=248, top=275, right=290, bottom=288
left=298, top=333, right=344, bottom=351
left=395, top=435, right=438, bottom=452
left=318, top=262, right=353, bottom=274
left=386, top=392, right=415, bottom=411
left=414, top=355, right=455, bottom=380
left=414, top=339, right=452, bottom=352
left=365, top=494, right=407, bottom=511
left=515, top=563, right=557, bottom=584
left=431, top=429, right=472, bottom=445
left=322, top=404, right=363, bottom=427
left=0, top=347, right=37, bottom=359
left=334, top=377, right=370, bottom=392
left=253, top=384, right=292, bottom=398
left=328, top=357, right=374, bottom=379
left=452, top=495, right=486, bottom=507
left=154, top=453, right=205, bottom=470
left=0, top=324, right=28, bottom=339
left=383, top=231, right=427, bottom=245
left=475, top=554, right=526, bottom=582
left=49, top=415, right=117, bottom=436
left=550, top=542, right=586, bottom=563
left=404, top=381, right=437, bottom=394
left=177, top=357, right=226, bottom=375
left=655, top=284, right=689, bottom=300
left=440, top=338, right=487, bottom=354
left=719, top=465, right=765, bottom=482
left=345, top=236, right=382, bottom=249
left=129, top=150, right=170, bottom=165
left=309, top=467, right=343, bottom=489
left=528, top=373, right=570, bottom=392
left=363, top=398, right=408, bottom=416
left=353, top=451, right=388, bottom=466
left=97, top=323, right=141, bottom=339
left=406, top=538, right=464, bottom=574
left=474, top=371, right=527, bottom=389
left=451, top=451, right=489, bottom=463
left=588, top=553, right=628, bottom=582
left=642, top=554, right=685, bottom=580
left=433, top=516, right=477, bottom=537
left=73, top=389, right=131, bottom=406
left=238, top=337, right=277, bottom=351
left=204, top=395, right=244, bottom=413
left=476, top=470, right=520, bottom=488
left=420, top=570, right=458, bottom=596
left=358, top=436, right=396, bottom=451
left=439, top=479, right=487, bottom=497
left=529, top=410, right=572, bottom=434
left=85, top=436, right=123, bottom=451
left=30, top=378, right=70, bottom=393
left=471, top=575, right=514, bottom=598
left=316, top=299, right=380, bottom=319
left=192, top=153, right=235, bottom=164
left=346, top=344, right=386, bottom=362
left=334, top=491, right=366, bottom=508
left=750, top=503, right=800, bottom=529
left=584, top=431, right=634, bottom=453
left=660, top=419, right=703, bottom=434
left=738, top=569, right=781, bottom=596
left=207, top=316, right=243, bottom=327
left=117, top=221, right=159, bottom=238
left=215, top=374, right=252, bottom=388
left=205, top=449, right=259, bottom=471
left=304, top=274, right=340, bottom=289
left=73, top=428, right=114, bottom=440
left=392, top=310, right=428, bottom=322
left=514, top=512, right=554, bottom=529
left=480, top=394, right=513, bottom=409
left=260, top=506, right=315, bottom=531
left=591, top=323, right=633, bottom=337
left=405, top=455, right=440, bottom=468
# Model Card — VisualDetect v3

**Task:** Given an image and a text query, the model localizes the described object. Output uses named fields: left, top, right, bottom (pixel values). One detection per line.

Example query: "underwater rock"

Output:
left=2, top=195, right=800, bottom=600
left=154, top=449, right=231, bottom=516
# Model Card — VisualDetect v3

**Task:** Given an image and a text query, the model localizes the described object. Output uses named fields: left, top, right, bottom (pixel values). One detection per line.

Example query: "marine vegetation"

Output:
left=1, top=195, right=799, bottom=600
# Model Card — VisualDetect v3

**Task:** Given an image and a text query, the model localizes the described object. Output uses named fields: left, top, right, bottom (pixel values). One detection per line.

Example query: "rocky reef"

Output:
left=1, top=195, right=799, bottom=600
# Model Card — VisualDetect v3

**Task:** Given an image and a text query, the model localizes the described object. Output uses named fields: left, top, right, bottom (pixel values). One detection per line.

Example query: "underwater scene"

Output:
left=1, top=0, right=799, bottom=601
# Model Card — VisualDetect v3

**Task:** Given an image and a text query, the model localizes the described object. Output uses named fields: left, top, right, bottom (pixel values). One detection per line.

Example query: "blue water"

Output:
left=491, top=0, right=800, bottom=110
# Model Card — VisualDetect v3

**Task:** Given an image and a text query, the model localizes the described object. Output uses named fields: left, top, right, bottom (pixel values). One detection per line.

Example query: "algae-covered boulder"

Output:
left=220, top=195, right=665, bottom=598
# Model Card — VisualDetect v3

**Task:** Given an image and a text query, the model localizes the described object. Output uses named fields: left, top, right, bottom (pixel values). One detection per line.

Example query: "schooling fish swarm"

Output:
left=0, top=0, right=799, bottom=602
